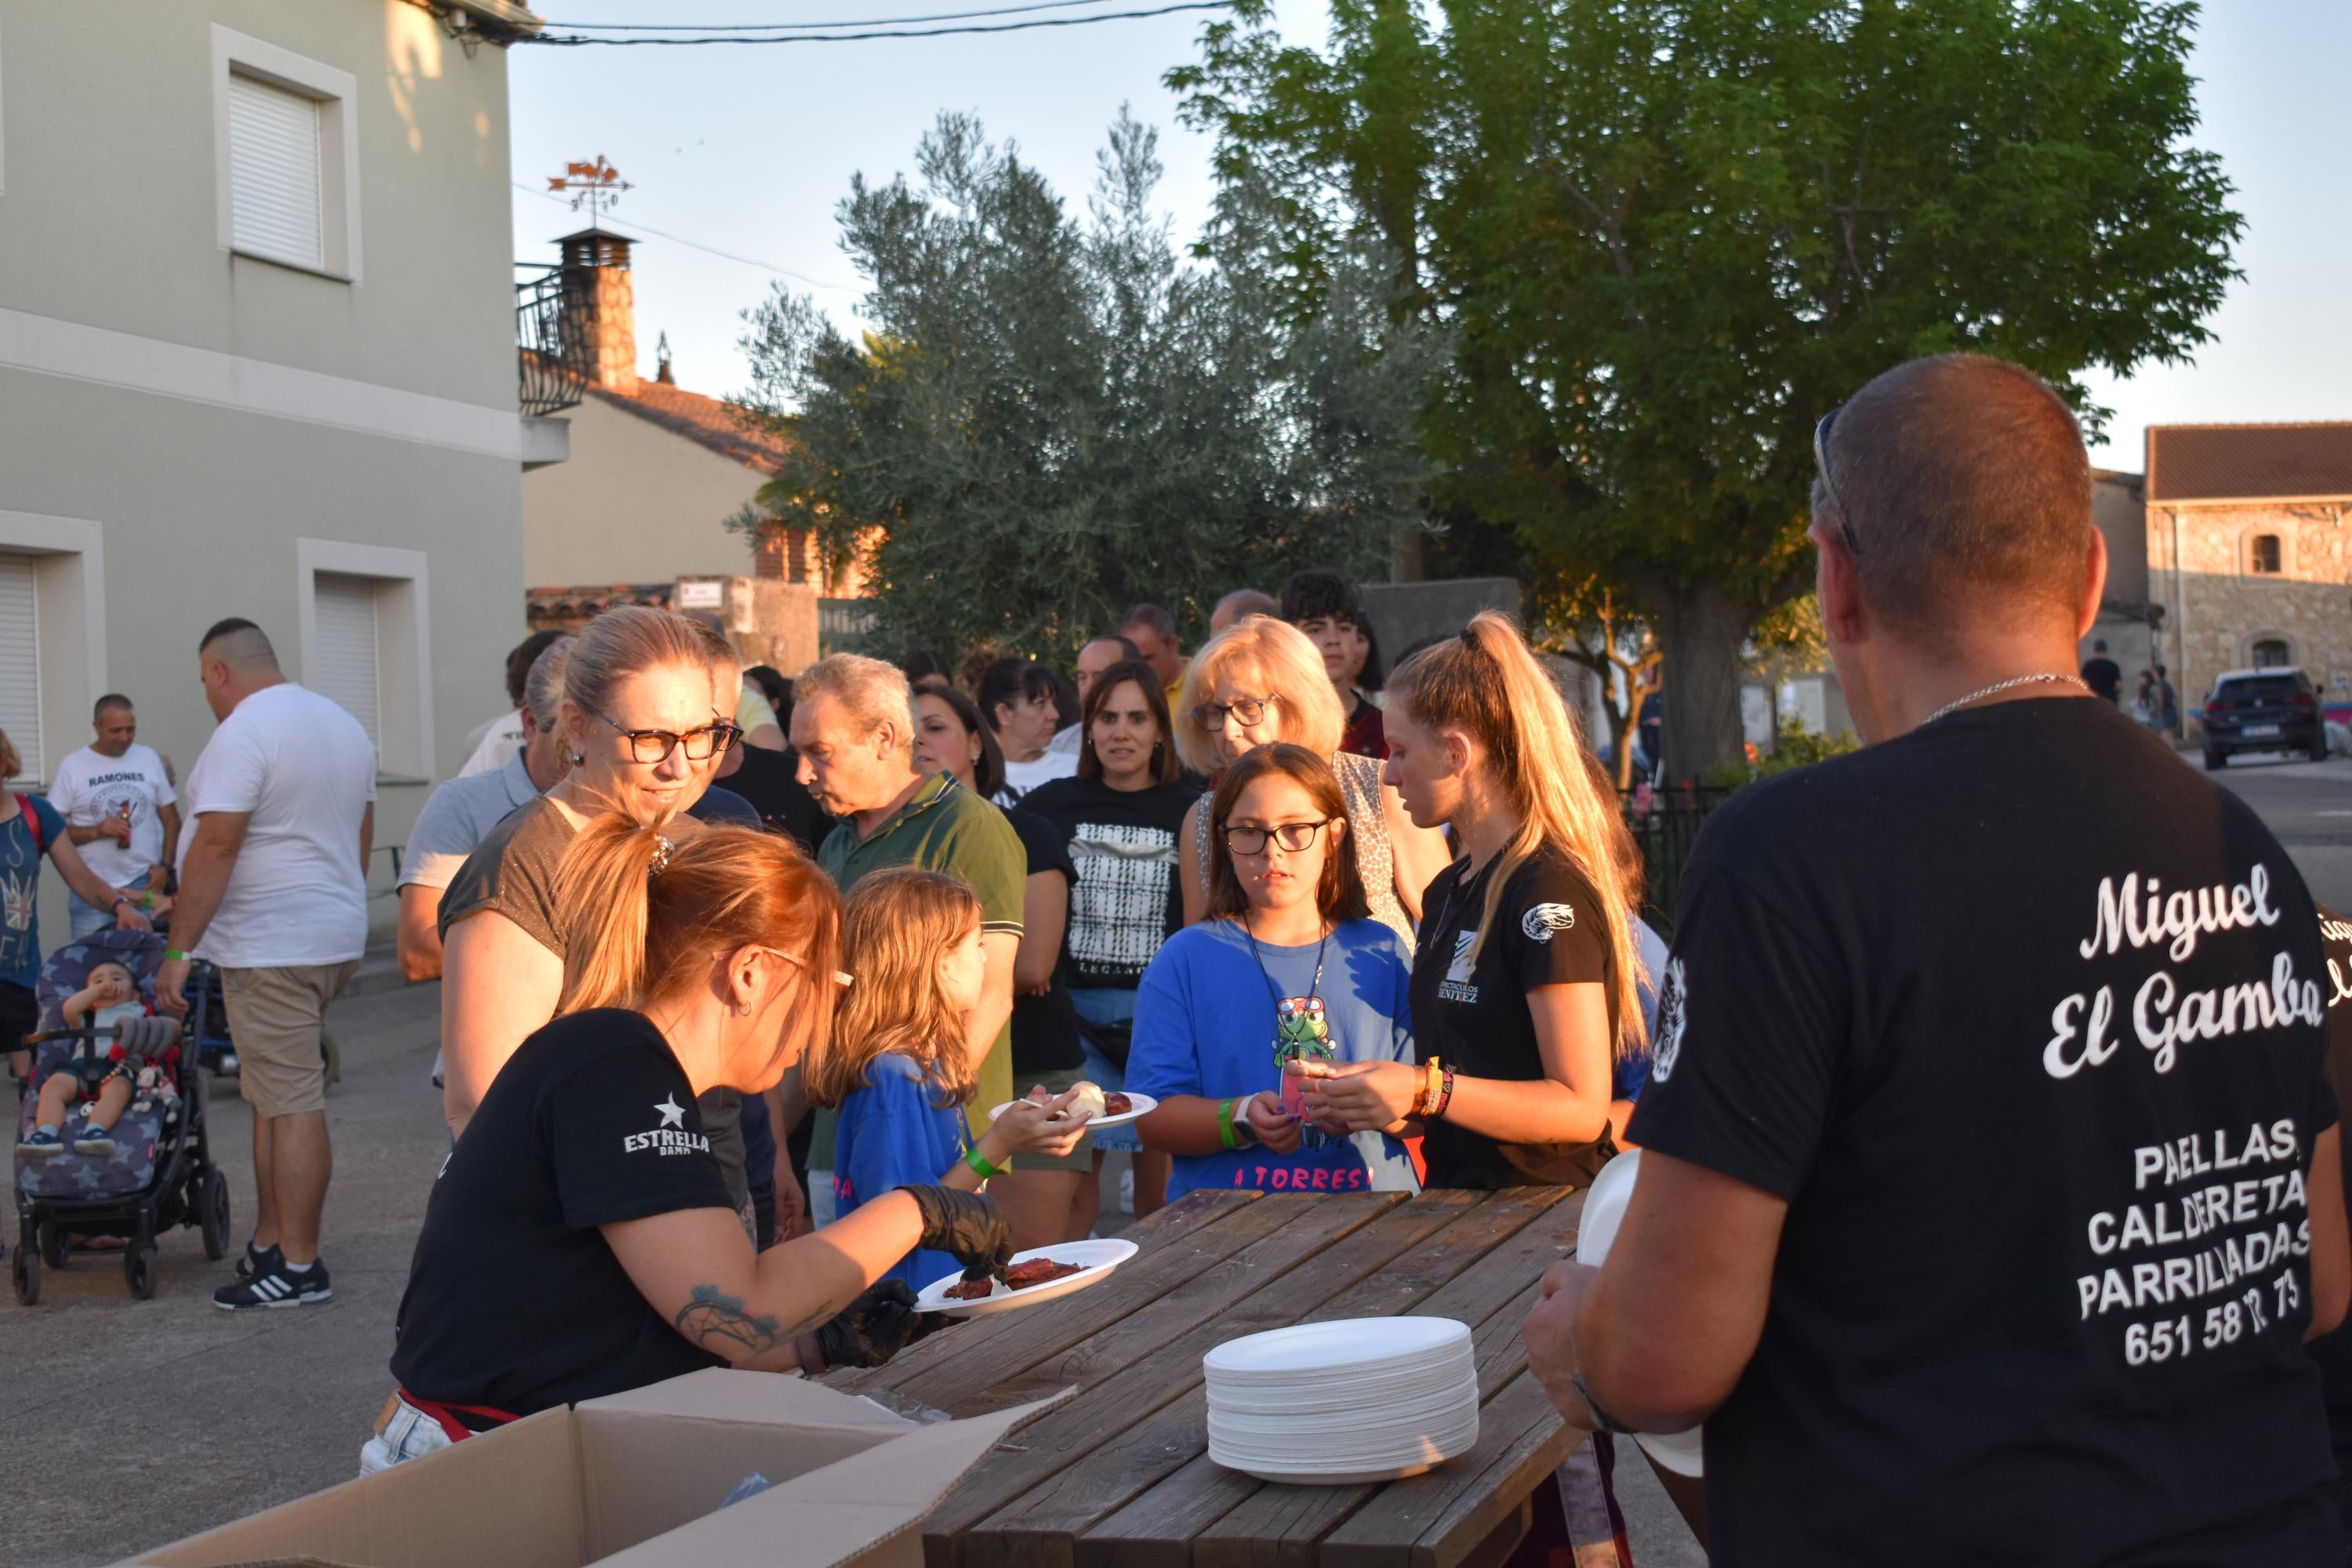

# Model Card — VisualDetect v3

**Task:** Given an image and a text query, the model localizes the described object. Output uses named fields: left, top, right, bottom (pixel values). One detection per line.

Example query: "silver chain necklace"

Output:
left=1922, top=671, right=2088, bottom=728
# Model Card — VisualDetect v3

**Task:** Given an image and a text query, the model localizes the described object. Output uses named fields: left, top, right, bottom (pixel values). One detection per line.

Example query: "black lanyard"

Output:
left=1243, top=913, right=1329, bottom=1016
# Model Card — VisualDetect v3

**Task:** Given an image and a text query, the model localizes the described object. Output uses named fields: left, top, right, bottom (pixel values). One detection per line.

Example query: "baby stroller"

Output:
left=11, top=929, right=228, bottom=1303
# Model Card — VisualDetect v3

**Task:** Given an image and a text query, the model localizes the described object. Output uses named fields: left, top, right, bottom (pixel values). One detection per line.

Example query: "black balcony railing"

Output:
left=1623, top=782, right=1730, bottom=933
left=516, top=263, right=586, bottom=418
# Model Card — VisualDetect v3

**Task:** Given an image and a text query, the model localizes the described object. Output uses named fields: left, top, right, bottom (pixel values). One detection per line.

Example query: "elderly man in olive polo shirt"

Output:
left=793, top=655, right=1026, bottom=1148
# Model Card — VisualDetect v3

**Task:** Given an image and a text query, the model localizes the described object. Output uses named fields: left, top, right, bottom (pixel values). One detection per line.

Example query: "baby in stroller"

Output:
left=18, top=960, right=172, bottom=1156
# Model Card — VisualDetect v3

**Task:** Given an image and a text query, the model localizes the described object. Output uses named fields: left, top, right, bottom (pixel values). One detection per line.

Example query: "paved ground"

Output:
left=2199, top=748, right=2352, bottom=909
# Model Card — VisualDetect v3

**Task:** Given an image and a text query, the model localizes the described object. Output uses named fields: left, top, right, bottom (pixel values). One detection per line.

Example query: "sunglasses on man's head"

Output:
left=1813, top=404, right=1865, bottom=562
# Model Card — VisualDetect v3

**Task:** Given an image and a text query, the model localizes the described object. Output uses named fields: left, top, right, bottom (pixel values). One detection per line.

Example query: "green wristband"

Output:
left=964, top=1146, right=1004, bottom=1181
left=1218, top=1096, right=1239, bottom=1151
left=164, top=949, right=191, bottom=963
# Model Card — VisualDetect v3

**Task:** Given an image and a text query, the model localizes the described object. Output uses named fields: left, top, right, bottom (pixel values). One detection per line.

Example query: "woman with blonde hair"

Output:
left=1174, top=617, right=1448, bottom=949
left=371, top=817, right=1010, bottom=1470
left=437, top=606, right=771, bottom=1210
left=1306, top=612, right=1647, bottom=1191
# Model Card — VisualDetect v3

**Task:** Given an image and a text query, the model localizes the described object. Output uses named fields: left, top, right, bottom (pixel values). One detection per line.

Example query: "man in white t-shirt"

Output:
left=454, top=630, right=565, bottom=779
left=158, top=619, right=376, bottom=1312
left=49, top=694, right=180, bottom=938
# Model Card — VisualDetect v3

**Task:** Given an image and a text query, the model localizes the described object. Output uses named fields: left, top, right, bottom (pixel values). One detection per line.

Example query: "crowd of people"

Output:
left=11, top=350, right=2352, bottom=1566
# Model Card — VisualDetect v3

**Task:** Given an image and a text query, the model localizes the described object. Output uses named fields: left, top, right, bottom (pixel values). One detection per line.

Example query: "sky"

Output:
left=506, top=0, right=2350, bottom=471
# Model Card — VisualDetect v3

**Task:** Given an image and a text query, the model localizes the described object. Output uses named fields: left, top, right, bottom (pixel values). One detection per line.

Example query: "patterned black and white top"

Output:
left=1022, top=776, right=1199, bottom=989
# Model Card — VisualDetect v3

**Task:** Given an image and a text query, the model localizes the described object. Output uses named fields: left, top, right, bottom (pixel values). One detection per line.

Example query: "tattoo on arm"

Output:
left=673, top=1283, right=783, bottom=1357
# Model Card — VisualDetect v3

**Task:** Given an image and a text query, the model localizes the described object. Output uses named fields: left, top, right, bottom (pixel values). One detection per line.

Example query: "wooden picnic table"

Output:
left=824, top=1185, right=1590, bottom=1568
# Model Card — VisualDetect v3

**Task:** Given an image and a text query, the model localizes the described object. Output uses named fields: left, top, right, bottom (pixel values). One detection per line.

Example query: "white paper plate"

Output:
left=985, top=1091, right=1158, bottom=1132
left=1206, top=1316, right=1469, bottom=1378
left=913, top=1237, right=1140, bottom=1317
left=1210, top=1407, right=1480, bottom=1485
left=1577, top=1149, right=1704, bottom=1479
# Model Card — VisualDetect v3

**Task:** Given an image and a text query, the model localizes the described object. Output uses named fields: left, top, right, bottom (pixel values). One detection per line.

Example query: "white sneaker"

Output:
left=1117, top=1167, right=1134, bottom=1214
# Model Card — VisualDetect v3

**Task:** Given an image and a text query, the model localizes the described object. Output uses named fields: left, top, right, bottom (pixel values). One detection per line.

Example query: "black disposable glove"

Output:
left=815, top=1280, right=941, bottom=1370
left=901, top=1182, right=1014, bottom=1283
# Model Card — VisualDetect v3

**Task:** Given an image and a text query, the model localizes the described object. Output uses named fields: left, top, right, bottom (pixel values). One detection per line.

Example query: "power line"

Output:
left=543, top=0, right=1121, bottom=31
left=526, top=2, right=1234, bottom=45
left=513, top=182, right=858, bottom=294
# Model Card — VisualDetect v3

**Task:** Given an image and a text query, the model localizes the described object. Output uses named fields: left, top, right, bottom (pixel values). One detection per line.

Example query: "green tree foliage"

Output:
left=1172, top=0, right=2239, bottom=775
left=735, top=111, right=1443, bottom=663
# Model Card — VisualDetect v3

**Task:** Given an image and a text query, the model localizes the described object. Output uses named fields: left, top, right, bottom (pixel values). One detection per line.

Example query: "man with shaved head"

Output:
left=1524, top=356, right=2350, bottom=1562
left=161, top=618, right=377, bottom=1312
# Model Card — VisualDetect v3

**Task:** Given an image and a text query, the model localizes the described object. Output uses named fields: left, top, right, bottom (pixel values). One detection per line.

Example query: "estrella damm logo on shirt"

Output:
left=622, top=1094, right=711, bottom=1156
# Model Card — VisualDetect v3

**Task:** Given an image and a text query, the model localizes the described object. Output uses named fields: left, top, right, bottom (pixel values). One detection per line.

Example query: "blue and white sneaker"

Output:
left=71, top=1120, right=115, bottom=1156
left=16, top=1125, right=63, bottom=1157
left=213, top=1256, right=332, bottom=1310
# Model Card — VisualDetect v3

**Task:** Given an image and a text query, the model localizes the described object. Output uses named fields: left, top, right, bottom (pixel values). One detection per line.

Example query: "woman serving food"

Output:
left=368, top=817, right=1012, bottom=1472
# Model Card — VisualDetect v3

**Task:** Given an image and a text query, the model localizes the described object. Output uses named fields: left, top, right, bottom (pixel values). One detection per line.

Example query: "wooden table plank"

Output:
left=1319, top=1374, right=1584, bottom=1568
left=954, top=1192, right=1481, bottom=1568
left=1073, top=1453, right=1262, bottom=1568
left=999, top=1189, right=1562, bottom=1568
left=830, top=1189, right=1259, bottom=1403
left=1186, top=1192, right=1584, bottom=1568
left=920, top=1192, right=1409, bottom=1566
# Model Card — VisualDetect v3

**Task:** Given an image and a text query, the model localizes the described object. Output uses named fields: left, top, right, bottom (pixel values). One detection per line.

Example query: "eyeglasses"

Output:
left=741, top=945, right=855, bottom=989
left=1191, top=694, right=1279, bottom=731
left=1813, top=405, right=1864, bottom=562
left=590, top=705, right=743, bottom=764
left=1222, top=818, right=1334, bottom=856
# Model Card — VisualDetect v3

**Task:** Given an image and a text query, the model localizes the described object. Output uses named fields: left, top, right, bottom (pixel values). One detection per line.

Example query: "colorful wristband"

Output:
left=163, top=949, right=191, bottom=963
left=964, top=1146, right=1004, bottom=1181
left=1430, top=1067, right=1456, bottom=1121
left=1218, top=1096, right=1240, bottom=1150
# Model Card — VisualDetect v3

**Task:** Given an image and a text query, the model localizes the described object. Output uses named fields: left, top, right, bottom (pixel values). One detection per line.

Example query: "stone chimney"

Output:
left=558, top=227, right=637, bottom=391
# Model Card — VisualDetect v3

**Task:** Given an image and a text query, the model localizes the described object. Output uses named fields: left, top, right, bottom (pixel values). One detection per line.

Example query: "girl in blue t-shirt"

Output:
left=808, top=867, right=1089, bottom=1290
left=1128, top=743, right=1417, bottom=1200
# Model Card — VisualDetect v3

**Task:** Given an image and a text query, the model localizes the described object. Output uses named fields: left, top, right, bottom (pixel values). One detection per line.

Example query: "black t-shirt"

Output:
left=722, top=745, right=831, bottom=854
left=390, top=1010, right=737, bottom=1415
left=2082, top=655, right=2124, bottom=702
left=1410, top=843, right=1618, bottom=1189
left=2306, top=904, right=2352, bottom=1539
left=1021, top=776, right=1195, bottom=988
left=1007, top=808, right=1085, bottom=1076
left=1628, top=699, right=2342, bottom=1565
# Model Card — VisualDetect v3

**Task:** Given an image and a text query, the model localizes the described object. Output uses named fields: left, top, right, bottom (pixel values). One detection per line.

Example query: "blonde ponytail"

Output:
left=1389, top=612, right=1649, bottom=1056
left=555, top=815, right=662, bottom=1012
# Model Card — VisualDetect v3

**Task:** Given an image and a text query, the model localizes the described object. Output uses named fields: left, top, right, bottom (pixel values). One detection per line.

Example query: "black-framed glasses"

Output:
left=1191, top=694, right=1279, bottom=731
left=1813, top=405, right=1864, bottom=561
left=1222, top=818, right=1334, bottom=856
left=589, top=705, right=742, bottom=764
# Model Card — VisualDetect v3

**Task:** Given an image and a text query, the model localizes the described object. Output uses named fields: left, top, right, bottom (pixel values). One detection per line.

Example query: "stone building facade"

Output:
left=2143, top=423, right=2352, bottom=726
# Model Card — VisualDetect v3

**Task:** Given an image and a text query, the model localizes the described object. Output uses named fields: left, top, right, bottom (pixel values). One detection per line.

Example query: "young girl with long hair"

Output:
left=1307, top=612, right=1648, bottom=1190
left=1127, top=745, right=1417, bottom=1200
left=807, top=868, right=1088, bottom=1286
left=376, top=818, right=1012, bottom=1471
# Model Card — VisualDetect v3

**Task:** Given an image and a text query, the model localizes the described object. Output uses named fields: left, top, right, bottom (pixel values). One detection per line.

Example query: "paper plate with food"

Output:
left=987, top=1080, right=1157, bottom=1131
left=915, top=1237, right=1142, bottom=1317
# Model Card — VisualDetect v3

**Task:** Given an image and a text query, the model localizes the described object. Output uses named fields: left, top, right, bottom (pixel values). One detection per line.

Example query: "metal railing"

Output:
left=1624, top=783, right=1730, bottom=933
left=818, top=598, right=877, bottom=655
left=515, top=263, right=586, bottom=418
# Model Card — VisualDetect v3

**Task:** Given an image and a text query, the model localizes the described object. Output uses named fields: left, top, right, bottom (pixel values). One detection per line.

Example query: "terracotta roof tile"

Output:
left=590, top=380, right=788, bottom=476
left=2146, top=423, right=2352, bottom=503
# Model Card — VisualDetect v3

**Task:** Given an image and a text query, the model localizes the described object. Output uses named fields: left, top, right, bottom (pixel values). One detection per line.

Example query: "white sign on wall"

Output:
left=676, top=579, right=724, bottom=610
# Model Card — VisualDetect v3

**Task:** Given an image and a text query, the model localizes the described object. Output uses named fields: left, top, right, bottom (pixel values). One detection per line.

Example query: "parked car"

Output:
left=2201, top=667, right=2328, bottom=768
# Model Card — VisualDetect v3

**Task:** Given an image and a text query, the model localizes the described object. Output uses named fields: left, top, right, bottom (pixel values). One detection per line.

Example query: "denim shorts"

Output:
left=1069, top=987, right=1142, bottom=1152
left=358, top=1396, right=455, bottom=1475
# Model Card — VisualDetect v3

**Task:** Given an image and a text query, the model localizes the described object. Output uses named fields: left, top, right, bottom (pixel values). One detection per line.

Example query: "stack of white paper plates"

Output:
left=1204, top=1317, right=1479, bottom=1486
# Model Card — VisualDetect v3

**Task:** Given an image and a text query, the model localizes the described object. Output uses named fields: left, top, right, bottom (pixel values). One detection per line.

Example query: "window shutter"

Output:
left=227, top=73, right=324, bottom=271
left=0, top=556, right=41, bottom=787
left=312, top=573, right=380, bottom=754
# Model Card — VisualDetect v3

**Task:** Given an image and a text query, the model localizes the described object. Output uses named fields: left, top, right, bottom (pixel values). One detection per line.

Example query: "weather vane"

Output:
left=548, top=156, right=631, bottom=224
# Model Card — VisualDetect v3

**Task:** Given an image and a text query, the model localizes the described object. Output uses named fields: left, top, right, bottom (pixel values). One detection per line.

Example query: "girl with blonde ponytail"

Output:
left=373, top=815, right=1015, bottom=1468
left=1305, top=612, right=1648, bottom=1190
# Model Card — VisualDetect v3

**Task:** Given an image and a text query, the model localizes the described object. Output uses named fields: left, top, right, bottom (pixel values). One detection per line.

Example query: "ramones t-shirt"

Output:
left=1410, top=843, right=1620, bottom=1189
left=391, top=1010, right=737, bottom=1414
left=1628, top=698, right=2342, bottom=1564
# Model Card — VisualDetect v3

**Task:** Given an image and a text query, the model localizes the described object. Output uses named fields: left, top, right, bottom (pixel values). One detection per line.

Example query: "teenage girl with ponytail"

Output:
left=1305, top=612, right=1647, bottom=1191
left=367, top=818, right=1012, bottom=1472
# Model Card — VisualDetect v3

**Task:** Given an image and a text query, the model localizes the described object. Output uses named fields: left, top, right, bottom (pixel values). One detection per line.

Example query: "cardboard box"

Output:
left=118, top=1370, right=1055, bottom=1568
